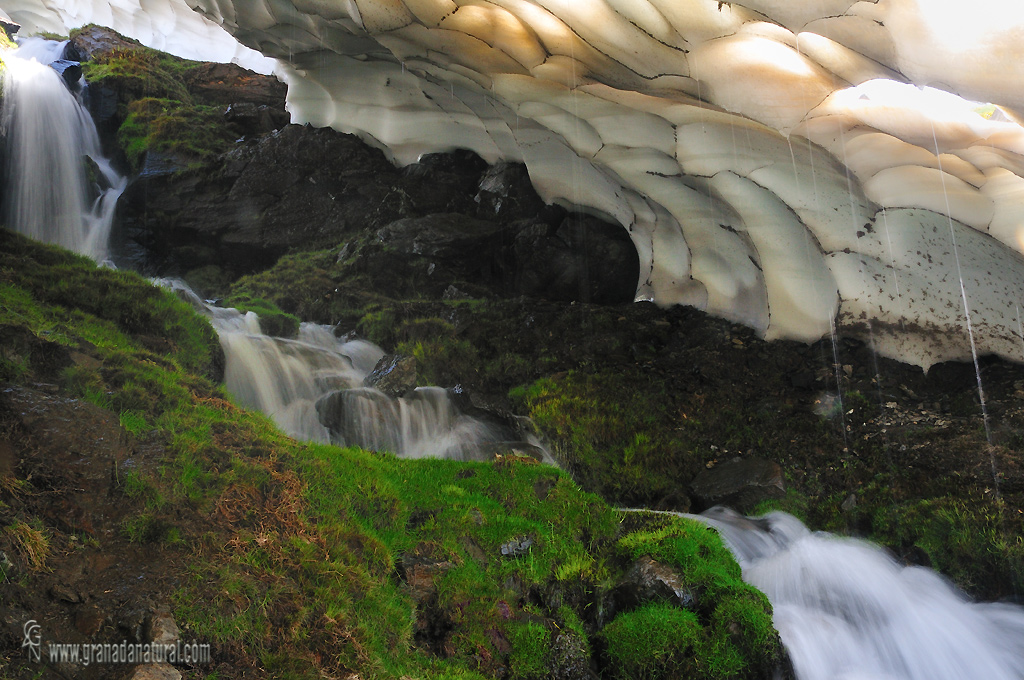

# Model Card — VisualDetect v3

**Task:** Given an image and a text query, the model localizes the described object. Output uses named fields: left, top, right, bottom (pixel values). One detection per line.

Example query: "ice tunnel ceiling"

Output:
left=5, top=0, right=1024, bottom=369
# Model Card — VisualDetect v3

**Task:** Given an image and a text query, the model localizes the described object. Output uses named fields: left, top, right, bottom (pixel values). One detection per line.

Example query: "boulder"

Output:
left=68, top=25, right=139, bottom=61
left=183, top=62, right=287, bottom=107
left=315, top=387, right=401, bottom=451
left=49, top=60, right=82, bottom=89
left=364, top=354, right=418, bottom=398
left=0, top=18, right=18, bottom=41
left=224, top=101, right=289, bottom=137
left=128, top=665, right=181, bottom=680
left=688, top=457, right=785, bottom=512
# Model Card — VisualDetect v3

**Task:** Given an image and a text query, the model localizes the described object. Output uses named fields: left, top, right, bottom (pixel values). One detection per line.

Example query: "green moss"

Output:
left=601, top=603, right=702, bottom=679
left=510, top=371, right=702, bottom=505
left=871, top=496, right=1024, bottom=595
left=508, top=621, right=552, bottom=679
left=222, top=294, right=301, bottom=338
left=0, top=30, right=16, bottom=50
left=611, top=513, right=783, bottom=680
left=80, top=46, right=192, bottom=113
left=117, top=97, right=237, bottom=171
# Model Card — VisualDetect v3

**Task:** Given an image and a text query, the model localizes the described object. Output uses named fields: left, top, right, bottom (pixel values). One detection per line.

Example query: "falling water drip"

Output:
left=1, top=38, right=127, bottom=261
left=929, top=125, right=998, bottom=498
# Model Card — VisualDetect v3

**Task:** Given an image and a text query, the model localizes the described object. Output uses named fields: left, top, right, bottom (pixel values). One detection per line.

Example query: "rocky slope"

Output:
left=0, top=230, right=784, bottom=679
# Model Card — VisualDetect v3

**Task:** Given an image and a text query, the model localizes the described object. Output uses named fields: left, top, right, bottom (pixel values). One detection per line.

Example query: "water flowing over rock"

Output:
left=1, top=38, right=126, bottom=261
left=363, top=354, right=418, bottom=398
left=162, top=280, right=549, bottom=461
left=698, top=507, right=1024, bottom=680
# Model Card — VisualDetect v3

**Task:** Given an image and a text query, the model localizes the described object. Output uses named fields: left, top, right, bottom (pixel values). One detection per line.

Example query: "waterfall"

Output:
left=162, top=280, right=538, bottom=460
left=698, top=508, right=1024, bottom=680
left=1, top=38, right=126, bottom=260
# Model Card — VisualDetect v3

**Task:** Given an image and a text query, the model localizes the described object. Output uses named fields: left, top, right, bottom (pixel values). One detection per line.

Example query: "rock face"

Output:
left=688, top=457, right=785, bottom=512
left=510, top=213, right=640, bottom=304
left=363, top=354, right=418, bottom=398
left=182, top=62, right=286, bottom=106
left=120, top=125, right=408, bottom=274
left=67, top=25, right=139, bottom=61
left=120, top=125, right=641, bottom=303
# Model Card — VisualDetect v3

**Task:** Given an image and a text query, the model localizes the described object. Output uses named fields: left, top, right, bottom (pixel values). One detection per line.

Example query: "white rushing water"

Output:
left=162, top=280, right=531, bottom=460
left=698, top=508, right=1024, bottom=680
left=1, top=38, right=126, bottom=260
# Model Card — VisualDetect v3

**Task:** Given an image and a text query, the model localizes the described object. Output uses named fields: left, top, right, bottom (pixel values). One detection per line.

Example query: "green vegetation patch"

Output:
left=609, top=514, right=783, bottom=680
left=510, top=371, right=705, bottom=506
left=221, top=293, right=300, bottom=338
left=79, top=44, right=193, bottom=113
left=117, top=97, right=237, bottom=171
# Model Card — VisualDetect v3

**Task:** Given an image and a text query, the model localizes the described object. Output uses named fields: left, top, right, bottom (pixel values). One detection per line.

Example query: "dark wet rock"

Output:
left=364, top=354, right=418, bottom=398
left=376, top=213, right=504, bottom=263
left=401, top=149, right=488, bottom=215
left=509, top=213, right=639, bottom=304
left=447, top=386, right=535, bottom=441
left=316, top=387, right=397, bottom=450
left=84, top=81, right=119, bottom=127
left=183, top=62, right=286, bottom=107
left=49, top=60, right=82, bottom=88
left=475, top=162, right=546, bottom=223
left=0, top=17, right=19, bottom=40
left=688, top=457, right=785, bottom=512
left=224, top=101, right=289, bottom=137
left=616, top=556, right=697, bottom=612
left=120, top=125, right=409, bottom=277
left=500, top=536, right=533, bottom=557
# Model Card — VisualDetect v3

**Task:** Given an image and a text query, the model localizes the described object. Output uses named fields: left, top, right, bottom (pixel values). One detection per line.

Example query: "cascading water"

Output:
left=163, top=280, right=542, bottom=461
left=698, top=507, right=1024, bottom=680
left=1, top=38, right=126, bottom=260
